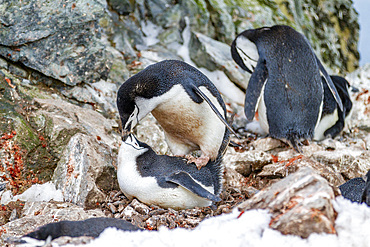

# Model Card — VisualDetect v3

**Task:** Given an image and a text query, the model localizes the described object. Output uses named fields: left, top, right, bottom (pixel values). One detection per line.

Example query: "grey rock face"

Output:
left=189, top=32, right=251, bottom=90
left=31, top=98, right=120, bottom=207
left=33, top=98, right=119, bottom=150
left=53, top=133, right=118, bottom=209
left=0, top=0, right=112, bottom=86
left=238, top=167, right=336, bottom=238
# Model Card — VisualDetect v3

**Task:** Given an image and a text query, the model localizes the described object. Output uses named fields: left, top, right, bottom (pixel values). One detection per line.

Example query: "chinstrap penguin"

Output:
left=231, top=25, right=343, bottom=151
left=117, top=134, right=222, bottom=210
left=314, top=75, right=356, bottom=140
left=339, top=169, right=370, bottom=206
left=117, top=59, right=233, bottom=168
left=22, top=217, right=140, bottom=241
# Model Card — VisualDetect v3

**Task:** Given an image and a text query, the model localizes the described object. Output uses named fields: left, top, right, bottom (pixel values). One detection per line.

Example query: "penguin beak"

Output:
left=121, top=129, right=131, bottom=142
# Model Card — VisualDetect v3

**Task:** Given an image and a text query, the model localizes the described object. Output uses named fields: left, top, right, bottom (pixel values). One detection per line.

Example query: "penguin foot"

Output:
left=185, top=155, right=210, bottom=170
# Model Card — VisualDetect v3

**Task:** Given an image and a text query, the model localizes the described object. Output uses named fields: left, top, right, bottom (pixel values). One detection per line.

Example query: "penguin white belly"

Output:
left=145, top=85, right=225, bottom=160
left=117, top=144, right=213, bottom=209
left=256, top=87, right=269, bottom=134
left=313, top=109, right=338, bottom=141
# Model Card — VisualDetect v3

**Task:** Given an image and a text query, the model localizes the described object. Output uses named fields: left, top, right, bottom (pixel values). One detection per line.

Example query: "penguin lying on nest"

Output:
left=231, top=25, right=343, bottom=151
left=117, top=60, right=234, bottom=169
left=117, top=134, right=222, bottom=210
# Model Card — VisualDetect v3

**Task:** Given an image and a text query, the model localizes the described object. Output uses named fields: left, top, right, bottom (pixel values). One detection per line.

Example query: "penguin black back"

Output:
left=247, top=26, right=321, bottom=142
left=117, top=60, right=228, bottom=126
left=116, top=60, right=232, bottom=164
left=24, top=217, right=140, bottom=240
left=135, top=139, right=223, bottom=196
left=231, top=25, right=343, bottom=150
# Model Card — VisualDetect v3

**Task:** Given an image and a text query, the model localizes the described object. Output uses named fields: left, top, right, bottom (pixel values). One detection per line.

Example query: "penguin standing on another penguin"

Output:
left=314, top=75, right=356, bottom=140
left=117, top=134, right=222, bottom=210
left=117, top=60, right=234, bottom=168
left=231, top=25, right=343, bottom=151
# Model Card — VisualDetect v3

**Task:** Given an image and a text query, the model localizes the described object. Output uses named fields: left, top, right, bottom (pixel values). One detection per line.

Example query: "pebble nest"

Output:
left=99, top=136, right=284, bottom=231
left=100, top=183, right=258, bottom=231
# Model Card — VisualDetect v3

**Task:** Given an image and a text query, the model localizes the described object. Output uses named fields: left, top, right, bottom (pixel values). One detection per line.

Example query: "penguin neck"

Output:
left=135, top=84, right=184, bottom=122
left=117, top=144, right=147, bottom=170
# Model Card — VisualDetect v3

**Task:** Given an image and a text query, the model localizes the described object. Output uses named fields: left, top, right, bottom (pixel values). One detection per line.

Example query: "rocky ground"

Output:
left=1, top=64, right=370, bottom=245
left=0, top=0, right=368, bottom=246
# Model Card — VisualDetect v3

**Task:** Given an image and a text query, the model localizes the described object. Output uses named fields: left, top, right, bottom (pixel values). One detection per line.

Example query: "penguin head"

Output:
left=231, top=30, right=259, bottom=73
left=120, top=104, right=139, bottom=140
left=122, top=133, right=150, bottom=151
left=117, top=80, right=141, bottom=139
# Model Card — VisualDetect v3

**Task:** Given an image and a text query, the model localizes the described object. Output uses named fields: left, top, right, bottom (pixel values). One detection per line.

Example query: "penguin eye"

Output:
left=125, top=135, right=144, bottom=150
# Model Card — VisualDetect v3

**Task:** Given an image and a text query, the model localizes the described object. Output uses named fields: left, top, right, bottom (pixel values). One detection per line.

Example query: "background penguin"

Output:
left=230, top=25, right=343, bottom=151
left=314, top=75, right=356, bottom=140
left=116, top=59, right=234, bottom=168
left=339, top=169, right=370, bottom=206
left=22, top=217, right=140, bottom=241
left=117, top=133, right=222, bottom=210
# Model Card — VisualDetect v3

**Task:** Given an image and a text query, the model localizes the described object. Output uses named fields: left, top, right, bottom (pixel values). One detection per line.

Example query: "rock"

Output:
left=135, top=114, right=169, bottom=155
left=238, top=167, right=336, bottom=238
left=223, top=167, right=248, bottom=189
left=33, top=98, right=119, bottom=151
left=108, top=0, right=133, bottom=15
left=206, top=0, right=235, bottom=44
left=189, top=31, right=251, bottom=90
left=0, top=201, right=105, bottom=244
left=251, top=137, right=286, bottom=152
left=59, top=79, right=120, bottom=116
left=346, top=64, right=370, bottom=130
left=311, top=148, right=370, bottom=179
left=179, top=0, right=213, bottom=36
left=259, top=156, right=345, bottom=187
left=53, top=133, right=119, bottom=209
left=224, top=148, right=272, bottom=174
left=0, top=0, right=112, bottom=86
left=44, top=236, right=94, bottom=246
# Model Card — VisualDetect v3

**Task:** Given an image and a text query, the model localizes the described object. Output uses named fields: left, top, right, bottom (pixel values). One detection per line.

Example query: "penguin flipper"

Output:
left=244, top=58, right=268, bottom=121
left=316, top=57, right=344, bottom=112
left=190, top=85, right=238, bottom=137
left=165, top=171, right=221, bottom=202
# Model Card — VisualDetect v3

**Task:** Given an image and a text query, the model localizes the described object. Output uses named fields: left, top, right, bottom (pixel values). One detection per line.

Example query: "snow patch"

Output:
left=77, top=197, right=370, bottom=247
left=0, top=182, right=63, bottom=205
left=138, top=20, right=161, bottom=49
left=177, top=18, right=244, bottom=105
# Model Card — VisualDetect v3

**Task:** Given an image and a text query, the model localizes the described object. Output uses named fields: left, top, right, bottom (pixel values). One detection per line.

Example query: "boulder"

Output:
left=53, top=133, right=118, bottom=209
left=0, top=0, right=113, bottom=86
left=189, top=31, right=251, bottom=90
left=238, top=167, right=336, bottom=238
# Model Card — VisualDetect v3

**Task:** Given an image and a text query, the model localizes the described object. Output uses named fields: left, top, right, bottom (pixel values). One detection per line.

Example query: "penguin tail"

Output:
left=205, top=154, right=224, bottom=197
left=286, top=134, right=302, bottom=153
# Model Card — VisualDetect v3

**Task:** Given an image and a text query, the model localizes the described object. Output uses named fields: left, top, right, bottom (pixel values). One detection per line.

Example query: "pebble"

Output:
left=107, top=203, right=116, bottom=214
